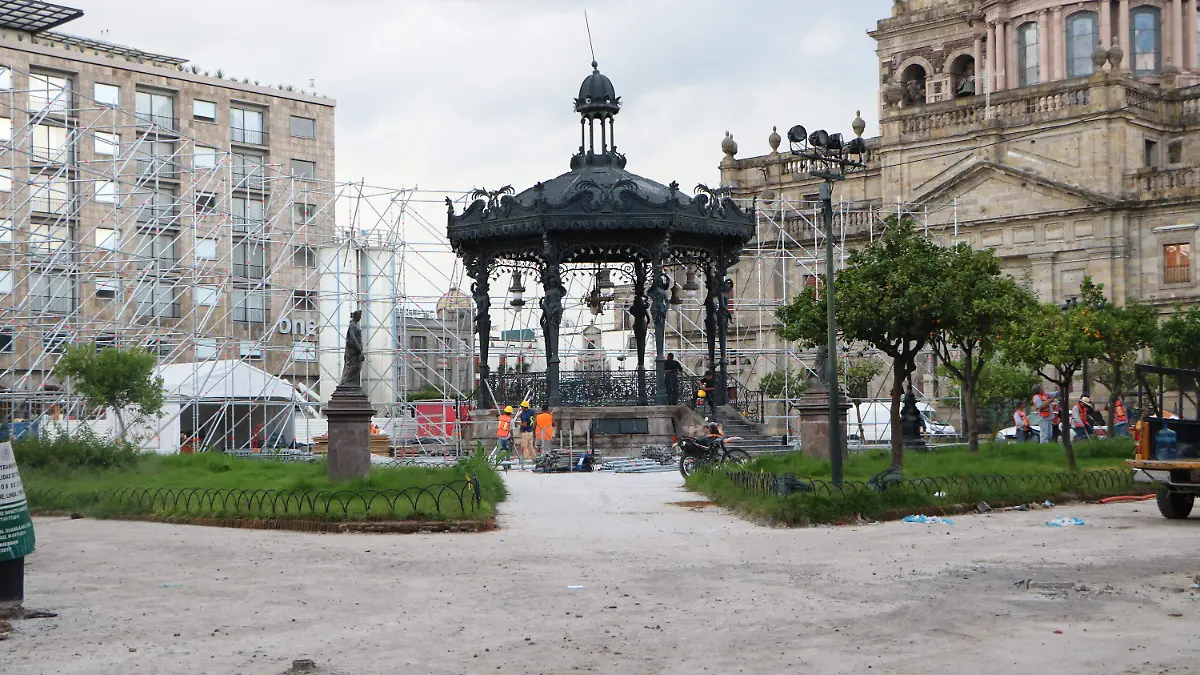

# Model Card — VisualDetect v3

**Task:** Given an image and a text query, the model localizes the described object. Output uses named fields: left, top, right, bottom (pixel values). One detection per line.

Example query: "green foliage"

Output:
left=24, top=451, right=507, bottom=522
left=974, top=359, right=1041, bottom=407
left=1078, top=277, right=1157, bottom=407
left=407, top=386, right=445, bottom=401
left=685, top=439, right=1137, bottom=525
left=758, top=369, right=809, bottom=399
left=53, top=345, right=165, bottom=438
left=840, top=356, right=885, bottom=400
left=13, top=427, right=141, bottom=471
left=1154, top=305, right=1200, bottom=370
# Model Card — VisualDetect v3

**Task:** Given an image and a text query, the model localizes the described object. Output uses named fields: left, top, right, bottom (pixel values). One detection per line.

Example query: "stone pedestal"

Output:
left=324, top=385, right=374, bottom=482
left=794, top=387, right=850, bottom=461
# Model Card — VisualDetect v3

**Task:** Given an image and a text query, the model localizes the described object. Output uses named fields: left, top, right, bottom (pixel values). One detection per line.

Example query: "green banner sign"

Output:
left=0, top=441, right=35, bottom=561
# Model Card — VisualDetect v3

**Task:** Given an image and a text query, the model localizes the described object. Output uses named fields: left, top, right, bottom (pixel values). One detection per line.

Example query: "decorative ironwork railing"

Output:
left=488, top=370, right=653, bottom=407
left=727, top=377, right=765, bottom=425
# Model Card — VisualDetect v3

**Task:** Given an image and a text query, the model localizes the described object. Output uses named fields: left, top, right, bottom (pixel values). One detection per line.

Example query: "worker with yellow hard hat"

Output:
left=497, top=405, right=514, bottom=460
left=517, top=400, right=536, bottom=461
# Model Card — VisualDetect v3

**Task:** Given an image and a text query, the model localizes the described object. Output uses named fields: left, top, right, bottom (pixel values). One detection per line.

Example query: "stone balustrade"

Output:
left=1128, top=166, right=1200, bottom=199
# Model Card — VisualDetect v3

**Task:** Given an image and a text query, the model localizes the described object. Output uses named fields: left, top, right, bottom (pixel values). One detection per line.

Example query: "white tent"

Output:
left=119, top=361, right=311, bottom=454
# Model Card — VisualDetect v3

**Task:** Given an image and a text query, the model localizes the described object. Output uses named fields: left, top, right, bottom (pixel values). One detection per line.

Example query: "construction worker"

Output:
left=534, top=404, right=554, bottom=454
left=1071, top=396, right=1095, bottom=440
left=1012, top=401, right=1033, bottom=442
left=497, top=405, right=514, bottom=459
left=1032, top=384, right=1056, bottom=444
left=517, top=400, right=536, bottom=460
left=1111, top=396, right=1129, bottom=436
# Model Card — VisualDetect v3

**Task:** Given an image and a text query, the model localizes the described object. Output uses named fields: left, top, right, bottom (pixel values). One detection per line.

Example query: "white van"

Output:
left=845, top=401, right=957, bottom=444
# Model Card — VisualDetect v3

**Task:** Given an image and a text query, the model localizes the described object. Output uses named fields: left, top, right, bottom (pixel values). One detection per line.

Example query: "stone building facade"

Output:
left=714, top=0, right=1200, bottom=397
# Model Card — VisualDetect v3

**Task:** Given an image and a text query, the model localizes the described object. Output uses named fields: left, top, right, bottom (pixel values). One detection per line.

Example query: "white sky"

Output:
left=68, top=0, right=892, bottom=197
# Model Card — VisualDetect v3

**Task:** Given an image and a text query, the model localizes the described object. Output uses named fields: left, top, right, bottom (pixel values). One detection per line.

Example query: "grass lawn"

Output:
left=686, top=439, right=1140, bottom=525
left=24, top=451, right=507, bottom=522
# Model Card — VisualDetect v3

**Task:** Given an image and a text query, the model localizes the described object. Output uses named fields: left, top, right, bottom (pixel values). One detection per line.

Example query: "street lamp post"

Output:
left=787, top=113, right=869, bottom=487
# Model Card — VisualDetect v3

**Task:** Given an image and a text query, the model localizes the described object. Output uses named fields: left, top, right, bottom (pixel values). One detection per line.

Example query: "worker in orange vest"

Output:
left=1031, top=384, right=1056, bottom=444
left=1111, top=396, right=1129, bottom=436
left=496, top=405, right=514, bottom=460
left=1012, top=401, right=1033, bottom=442
left=534, top=404, right=554, bottom=455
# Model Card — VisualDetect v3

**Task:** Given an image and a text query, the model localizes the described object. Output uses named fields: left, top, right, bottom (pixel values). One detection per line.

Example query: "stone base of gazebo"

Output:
left=466, top=405, right=706, bottom=458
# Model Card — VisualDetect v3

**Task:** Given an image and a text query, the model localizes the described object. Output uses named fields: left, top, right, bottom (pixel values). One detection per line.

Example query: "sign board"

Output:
left=0, top=441, right=35, bottom=561
left=276, top=318, right=318, bottom=337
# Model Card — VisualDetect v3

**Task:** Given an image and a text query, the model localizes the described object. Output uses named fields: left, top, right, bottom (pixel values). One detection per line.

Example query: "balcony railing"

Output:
left=137, top=159, right=180, bottom=180
left=134, top=301, right=181, bottom=319
left=135, top=113, right=177, bottom=131
left=232, top=170, right=268, bottom=190
left=1164, top=266, right=1192, bottom=284
left=233, top=263, right=266, bottom=279
left=1128, top=166, right=1200, bottom=199
left=231, top=127, right=269, bottom=146
left=135, top=205, right=179, bottom=224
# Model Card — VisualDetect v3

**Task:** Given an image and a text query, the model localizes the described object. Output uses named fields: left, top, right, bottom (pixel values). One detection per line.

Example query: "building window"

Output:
left=1018, top=22, right=1040, bottom=86
left=289, top=115, right=316, bottom=139
left=1168, top=139, right=1183, bottom=164
left=133, top=188, right=177, bottom=224
left=1165, top=243, right=1191, bottom=283
left=29, top=72, right=71, bottom=114
left=1144, top=138, right=1160, bottom=168
left=194, top=145, right=217, bottom=170
left=135, top=140, right=177, bottom=178
left=0, top=67, right=10, bottom=90
left=195, top=338, right=219, bottom=360
left=0, top=329, right=11, bottom=354
left=0, top=219, right=11, bottom=242
left=29, top=222, right=69, bottom=255
left=94, top=227, right=118, bottom=250
left=133, top=231, right=177, bottom=269
left=232, top=290, right=267, bottom=323
left=294, top=202, right=315, bottom=225
left=0, top=270, right=11, bottom=294
left=193, top=99, right=216, bottom=122
left=293, top=245, right=317, bottom=267
left=232, top=152, right=265, bottom=188
left=230, top=106, right=266, bottom=145
left=1131, top=6, right=1161, bottom=77
left=44, top=331, right=70, bottom=354
left=195, top=238, right=218, bottom=260
left=136, top=90, right=175, bottom=129
left=196, top=191, right=218, bottom=214
left=290, top=159, right=315, bottom=180
left=292, top=290, right=318, bottom=311
left=0, top=169, right=10, bottom=192
left=134, top=281, right=179, bottom=318
left=30, top=175, right=69, bottom=214
left=1066, top=12, right=1099, bottom=78
left=232, top=196, right=265, bottom=231
left=94, top=131, right=118, bottom=156
left=94, top=83, right=120, bottom=107
left=0, top=117, right=11, bottom=142
left=30, top=274, right=75, bottom=313
left=292, top=342, right=317, bottom=362
left=95, top=180, right=117, bottom=204
left=32, top=124, right=71, bottom=164
left=95, top=278, right=118, bottom=300
left=239, top=341, right=263, bottom=359
left=233, top=239, right=266, bottom=279
left=194, top=285, right=220, bottom=307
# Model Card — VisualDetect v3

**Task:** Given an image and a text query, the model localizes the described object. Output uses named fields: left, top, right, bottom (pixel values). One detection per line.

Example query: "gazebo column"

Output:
left=539, top=241, right=565, bottom=407
left=468, top=255, right=494, bottom=408
left=704, top=264, right=718, bottom=398
left=631, top=263, right=649, bottom=405
left=649, top=242, right=670, bottom=405
left=715, top=254, right=731, bottom=407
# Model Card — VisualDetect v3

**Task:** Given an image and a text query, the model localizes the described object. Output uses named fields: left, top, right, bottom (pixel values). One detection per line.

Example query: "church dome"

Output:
left=574, top=61, right=620, bottom=116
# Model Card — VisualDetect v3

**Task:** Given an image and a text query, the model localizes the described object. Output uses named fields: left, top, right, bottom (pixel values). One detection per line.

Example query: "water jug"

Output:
left=1155, top=423, right=1178, bottom=460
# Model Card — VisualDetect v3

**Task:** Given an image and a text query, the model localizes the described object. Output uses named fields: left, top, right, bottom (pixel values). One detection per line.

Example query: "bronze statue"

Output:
left=338, top=309, right=365, bottom=388
left=812, top=345, right=829, bottom=387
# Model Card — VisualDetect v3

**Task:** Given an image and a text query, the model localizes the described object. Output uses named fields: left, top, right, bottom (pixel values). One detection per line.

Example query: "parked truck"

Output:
left=1125, top=364, right=1200, bottom=519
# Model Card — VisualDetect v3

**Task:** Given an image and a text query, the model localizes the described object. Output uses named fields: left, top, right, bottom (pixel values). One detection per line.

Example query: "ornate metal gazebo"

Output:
left=447, top=62, right=755, bottom=409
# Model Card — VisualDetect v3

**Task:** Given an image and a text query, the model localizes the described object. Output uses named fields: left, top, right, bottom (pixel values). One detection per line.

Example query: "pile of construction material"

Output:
left=598, top=458, right=677, bottom=473
left=533, top=449, right=599, bottom=473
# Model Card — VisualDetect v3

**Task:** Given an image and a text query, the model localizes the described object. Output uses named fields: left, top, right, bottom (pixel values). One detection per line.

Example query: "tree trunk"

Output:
left=853, top=399, right=867, bottom=446
left=113, top=406, right=127, bottom=442
left=890, top=365, right=905, bottom=471
left=1059, top=372, right=1078, bottom=471
left=964, top=384, right=980, bottom=454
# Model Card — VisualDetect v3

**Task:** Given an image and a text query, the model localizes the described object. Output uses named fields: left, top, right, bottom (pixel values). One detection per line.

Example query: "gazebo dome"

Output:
left=574, top=61, right=620, bottom=117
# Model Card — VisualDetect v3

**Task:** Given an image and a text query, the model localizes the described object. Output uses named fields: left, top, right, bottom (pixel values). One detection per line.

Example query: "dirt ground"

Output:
left=7, top=470, right=1199, bottom=674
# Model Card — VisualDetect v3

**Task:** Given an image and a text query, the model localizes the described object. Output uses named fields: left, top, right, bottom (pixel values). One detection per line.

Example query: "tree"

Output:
left=1001, top=298, right=1104, bottom=470
left=930, top=244, right=1035, bottom=453
left=778, top=218, right=945, bottom=472
left=1077, top=277, right=1157, bottom=434
left=974, top=359, right=1041, bottom=408
left=758, top=369, right=808, bottom=400
left=840, top=356, right=885, bottom=445
left=1154, top=305, right=1200, bottom=370
left=54, top=344, right=165, bottom=440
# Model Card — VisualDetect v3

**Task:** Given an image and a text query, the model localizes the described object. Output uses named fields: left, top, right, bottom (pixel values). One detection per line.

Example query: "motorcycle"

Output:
left=674, top=432, right=751, bottom=478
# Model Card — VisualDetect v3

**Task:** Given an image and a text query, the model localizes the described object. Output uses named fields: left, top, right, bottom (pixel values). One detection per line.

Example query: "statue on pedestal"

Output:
left=810, top=346, right=829, bottom=390
left=338, top=309, right=365, bottom=389
left=900, top=385, right=926, bottom=448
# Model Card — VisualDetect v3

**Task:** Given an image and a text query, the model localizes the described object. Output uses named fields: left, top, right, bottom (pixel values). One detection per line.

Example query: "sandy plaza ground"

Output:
left=6, top=470, right=1198, bottom=674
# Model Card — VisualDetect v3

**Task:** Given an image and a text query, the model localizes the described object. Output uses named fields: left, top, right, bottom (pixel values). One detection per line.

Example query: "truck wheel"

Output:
left=1156, top=487, right=1195, bottom=519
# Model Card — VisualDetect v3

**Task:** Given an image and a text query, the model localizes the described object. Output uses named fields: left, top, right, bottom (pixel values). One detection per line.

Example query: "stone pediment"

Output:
left=910, top=161, right=1119, bottom=222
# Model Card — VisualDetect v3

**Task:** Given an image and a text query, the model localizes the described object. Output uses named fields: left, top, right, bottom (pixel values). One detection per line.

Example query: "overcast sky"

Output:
left=69, top=0, right=892, bottom=200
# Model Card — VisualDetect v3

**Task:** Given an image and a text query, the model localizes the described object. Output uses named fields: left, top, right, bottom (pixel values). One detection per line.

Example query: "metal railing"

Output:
left=728, top=376, right=765, bottom=425
left=231, top=127, right=269, bottom=146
